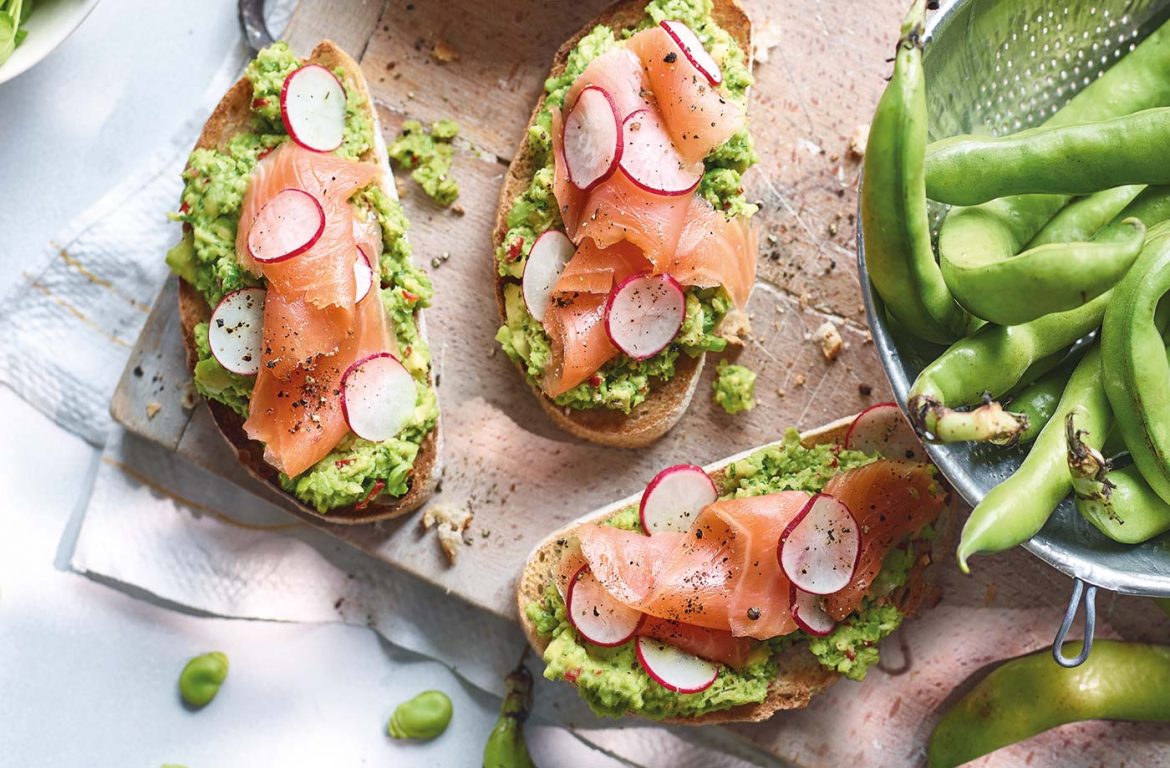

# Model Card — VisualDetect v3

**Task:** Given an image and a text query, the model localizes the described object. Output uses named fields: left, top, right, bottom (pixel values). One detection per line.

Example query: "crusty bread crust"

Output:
left=516, top=416, right=947, bottom=725
left=492, top=0, right=753, bottom=449
left=177, top=41, right=440, bottom=524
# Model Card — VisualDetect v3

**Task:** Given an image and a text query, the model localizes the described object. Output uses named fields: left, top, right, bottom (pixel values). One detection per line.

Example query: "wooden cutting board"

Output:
left=108, top=1, right=1170, bottom=764
left=111, top=0, right=893, bottom=618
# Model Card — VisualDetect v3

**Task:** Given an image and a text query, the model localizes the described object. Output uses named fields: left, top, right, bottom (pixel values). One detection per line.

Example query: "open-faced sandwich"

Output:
left=166, top=41, right=440, bottom=522
left=518, top=404, right=950, bottom=722
left=494, top=0, right=759, bottom=447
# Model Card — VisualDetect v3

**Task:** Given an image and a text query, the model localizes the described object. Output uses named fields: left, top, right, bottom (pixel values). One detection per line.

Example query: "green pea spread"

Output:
left=713, top=360, right=757, bottom=414
left=496, top=0, right=760, bottom=414
left=389, top=119, right=461, bottom=207
left=526, top=431, right=922, bottom=719
left=166, top=43, right=438, bottom=513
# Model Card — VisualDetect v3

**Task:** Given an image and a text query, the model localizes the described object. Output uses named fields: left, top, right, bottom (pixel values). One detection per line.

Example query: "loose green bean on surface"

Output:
left=928, top=640, right=1170, bottom=768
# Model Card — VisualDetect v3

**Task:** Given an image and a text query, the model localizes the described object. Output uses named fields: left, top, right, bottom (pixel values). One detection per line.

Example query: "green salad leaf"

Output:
left=0, top=0, right=32, bottom=68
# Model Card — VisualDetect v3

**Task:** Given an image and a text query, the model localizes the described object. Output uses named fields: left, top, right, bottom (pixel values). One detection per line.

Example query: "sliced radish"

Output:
left=661, top=20, right=722, bottom=86
left=280, top=64, right=347, bottom=152
left=522, top=230, right=575, bottom=322
left=563, top=85, right=622, bottom=191
left=565, top=565, right=643, bottom=647
left=340, top=353, right=417, bottom=441
left=619, top=109, right=702, bottom=196
left=790, top=585, right=836, bottom=637
left=208, top=287, right=266, bottom=376
left=354, top=246, right=374, bottom=303
left=246, top=188, right=325, bottom=264
left=844, top=402, right=923, bottom=462
left=778, top=493, right=861, bottom=595
left=635, top=637, right=719, bottom=693
left=604, top=272, right=686, bottom=360
left=639, top=464, right=717, bottom=534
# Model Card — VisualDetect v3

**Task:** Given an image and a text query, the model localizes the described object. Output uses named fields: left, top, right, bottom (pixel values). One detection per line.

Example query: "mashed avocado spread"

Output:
left=495, top=0, right=760, bottom=414
left=166, top=43, right=438, bottom=513
left=526, top=431, right=923, bottom=719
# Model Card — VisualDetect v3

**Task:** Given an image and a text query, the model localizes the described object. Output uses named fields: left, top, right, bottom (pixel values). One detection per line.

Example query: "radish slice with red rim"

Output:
left=208, top=287, right=266, bottom=376
left=660, top=20, right=722, bottom=86
left=789, top=584, right=836, bottom=637
left=566, top=565, right=643, bottom=647
left=604, top=272, right=686, bottom=360
left=639, top=464, right=717, bottom=534
left=522, top=230, right=575, bottom=323
left=778, top=493, right=861, bottom=595
left=354, top=246, right=374, bottom=303
left=340, top=353, right=417, bottom=441
left=280, top=64, right=347, bottom=152
left=563, top=85, right=622, bottom=191
left=619, top=109, right=702, bottom=196
left=635, top=637, right=719, bottom=693
left=844, top=402, right=923, bottom=462
left=246, top=188, right=325, bottom=264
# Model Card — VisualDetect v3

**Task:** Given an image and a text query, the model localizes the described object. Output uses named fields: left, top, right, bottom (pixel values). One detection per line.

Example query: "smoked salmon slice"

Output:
left=822, top=461, right=948, bottom=621
left=667, top=196, right=757, bottom=310
left=553, top=238, right=650, bottom=296
left=575, top=461, right=946, bottom=640
left=235, top=142, right=377, bottom=308
left=626, top=26, right=746, bottom=165
left=552, top=537, right=758, bottom=668
left=259, top=291, right=353, bottom=381
left=564, top=46, right=653, bottom=126
left=542, top=292, right=618, bottom=397
left=573, top=167, right=694, bottom=266
left=578, top=492, right=809, bottom=640
left=541, top=23, right=758, bottom=395
left=550, top=110, right=587, bottom=236
left=244, top=287, right=395, bottom=478
left=552, top=108, right=694, bottom=264
left=637, top=617, right=758, bottom=669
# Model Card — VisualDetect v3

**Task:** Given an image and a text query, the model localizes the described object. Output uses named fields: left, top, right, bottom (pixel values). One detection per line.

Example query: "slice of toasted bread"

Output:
left=492, top=0, right=753, bottom=449
left=516, top=415, right=949, bottom=724
left=177, top=41, right=441, bottom=525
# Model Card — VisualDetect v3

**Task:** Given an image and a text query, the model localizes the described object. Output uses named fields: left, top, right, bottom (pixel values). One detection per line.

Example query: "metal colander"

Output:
left=859, top=0, right=1170, bottom=665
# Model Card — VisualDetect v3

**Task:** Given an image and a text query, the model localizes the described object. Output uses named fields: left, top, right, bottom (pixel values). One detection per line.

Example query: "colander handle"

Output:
left=1053, top=577, right=1097, bottom=667
left=239, top=0, right=275, bottom=54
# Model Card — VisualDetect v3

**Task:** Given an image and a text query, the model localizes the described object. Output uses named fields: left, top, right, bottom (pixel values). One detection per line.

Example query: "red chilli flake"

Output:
left=507, top=238, right=525, bottom=261
left=251, top=97, right=269, bottom=109
left=355, top=479, right=386, bottom=510
left=258, top=146, right=275, bottom=161
left=179, top=201, right=190, bottom=214
left=589, top=374, right=602, bottom=388
left=334, top=458, right=354, bottom=469
left=564, top=667, right=582, bottom=683
left=402, top=289, right=419, bottom=302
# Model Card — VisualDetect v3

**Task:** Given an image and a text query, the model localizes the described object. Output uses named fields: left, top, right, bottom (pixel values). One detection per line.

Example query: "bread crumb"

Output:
left=432, top=38, right=459, bottom=63
left=813, top=321, right=844, bottom=361
left=421, top=503, right=473, bottom=564
left=849, top=124, right=870, bottom=158
left=145, top=402, right=162, bottom=420
left=180, top=381, right=199, bottom=410
left=794, top=372, right=807, bottom=388
left=752, top=18, right=782, bottom=63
